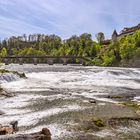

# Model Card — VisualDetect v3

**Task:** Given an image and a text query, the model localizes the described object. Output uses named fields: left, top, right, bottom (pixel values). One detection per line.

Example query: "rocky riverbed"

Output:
left=0, top=64, right=140, bottom=140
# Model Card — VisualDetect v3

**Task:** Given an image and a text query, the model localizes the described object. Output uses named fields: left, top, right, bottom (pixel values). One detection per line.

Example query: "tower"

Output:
left=112, top=30, right=118, bottom=44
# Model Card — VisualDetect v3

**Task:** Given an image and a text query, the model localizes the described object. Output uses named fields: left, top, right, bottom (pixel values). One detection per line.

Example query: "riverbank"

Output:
left=84, top=57, right=140, bottom=68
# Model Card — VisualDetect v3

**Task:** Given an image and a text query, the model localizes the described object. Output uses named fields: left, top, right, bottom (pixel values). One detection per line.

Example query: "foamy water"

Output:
left=0, top=64, right=140, bottom=139
left=2, top=68, right=140, bottom=91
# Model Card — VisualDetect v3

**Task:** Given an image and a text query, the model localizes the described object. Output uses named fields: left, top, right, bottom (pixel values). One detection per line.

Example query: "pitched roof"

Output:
left=119, top=23, right=140, bottom=36
left=112, top=30, right=118, bottom=36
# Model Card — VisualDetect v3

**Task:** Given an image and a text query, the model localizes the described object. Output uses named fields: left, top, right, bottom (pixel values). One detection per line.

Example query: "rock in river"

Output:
left=89, top=99, right=96, bottom=104
left=0, top=128, right=52, bottom=140
left=0, top=111, right=4, bottom=115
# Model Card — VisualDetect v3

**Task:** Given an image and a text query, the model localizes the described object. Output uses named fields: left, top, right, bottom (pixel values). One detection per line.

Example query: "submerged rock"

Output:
left=12, top=71, right=26, bottom=79
left=89, top=99, right=96, bottom=104
left=0, top=90, right=14, bottom=98
left=108, top=117, right=140, bottom=127
left=0, top=111, right=4, bottom=115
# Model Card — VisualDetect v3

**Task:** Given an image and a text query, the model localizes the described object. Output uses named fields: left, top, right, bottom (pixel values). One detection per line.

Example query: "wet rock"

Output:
left=89, top=99, right=96, bottom=104
left=0, top=90, right=15, bottom=98
left=10, top=121, right=19, bottom=132
left=0, top=128, right=51, bottom=140
left=18, top=72, right=26, bottom=78
left=0, top=110, right=5, bottom=115
left=0, top=124, right=13, bottom=135
left=79, top=120, right=100, bottom=132
left=40, top=128, right=51, bottom=139
left=107, top=95, right=111, bottom=98
left=107, top=95, right=123, bottom=99
left=0, top=121, right=19, bottom=136
left=12, top=71, right=27, bottom=78
left=108, top=117, right=140, bottom=127
left=68, top=93, right=72, bottom=96
left=0, top=69, right=27, bottom=79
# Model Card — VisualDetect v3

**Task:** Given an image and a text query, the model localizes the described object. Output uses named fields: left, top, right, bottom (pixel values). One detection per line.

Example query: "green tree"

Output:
left=95, top=32, right=105, bottom=44
left=0, top=47, right=7, bottom=57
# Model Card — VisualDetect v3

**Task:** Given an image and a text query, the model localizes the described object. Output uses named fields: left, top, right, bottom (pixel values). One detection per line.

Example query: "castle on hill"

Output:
left=112, top=23, right=140, bottom=43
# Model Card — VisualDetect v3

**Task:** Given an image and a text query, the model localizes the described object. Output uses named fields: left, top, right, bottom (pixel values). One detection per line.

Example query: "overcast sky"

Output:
left=0, top=0, right=140, bottom=40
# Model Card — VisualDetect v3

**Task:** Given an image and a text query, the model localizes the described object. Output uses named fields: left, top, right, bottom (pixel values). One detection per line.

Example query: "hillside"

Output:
left=0, top=31, right=140, bottom=67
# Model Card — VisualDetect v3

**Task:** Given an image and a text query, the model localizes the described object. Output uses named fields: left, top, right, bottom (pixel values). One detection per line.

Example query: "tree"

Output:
left=0, top=47, right=7, bottom=57
left=119, top=43, right=136, bottom=60
left=0, top=30, right=139, bottom=66
left=95, top=32, right=105, bottom=44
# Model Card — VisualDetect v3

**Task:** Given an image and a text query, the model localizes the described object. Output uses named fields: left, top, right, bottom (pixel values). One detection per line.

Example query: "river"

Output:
left=0, top=64, right=140, bottom=140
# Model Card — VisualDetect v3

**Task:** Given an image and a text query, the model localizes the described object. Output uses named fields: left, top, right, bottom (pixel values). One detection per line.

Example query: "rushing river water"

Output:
left=0, top=64, right=140, bottom=140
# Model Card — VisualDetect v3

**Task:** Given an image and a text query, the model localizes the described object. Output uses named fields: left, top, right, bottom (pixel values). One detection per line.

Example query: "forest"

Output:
left=0, top=30, right=140, bottom=66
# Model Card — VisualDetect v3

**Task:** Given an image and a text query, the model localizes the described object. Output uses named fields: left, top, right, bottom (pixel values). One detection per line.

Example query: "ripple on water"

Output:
left=0, top=104, right=86, bottom=128
left=0, top=65, right=140, bottom=139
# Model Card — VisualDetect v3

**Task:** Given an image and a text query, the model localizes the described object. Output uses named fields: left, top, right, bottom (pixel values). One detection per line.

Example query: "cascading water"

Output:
left=0, top=73, right=20, bottom=84
left=0, top=64, right=140, bottom=139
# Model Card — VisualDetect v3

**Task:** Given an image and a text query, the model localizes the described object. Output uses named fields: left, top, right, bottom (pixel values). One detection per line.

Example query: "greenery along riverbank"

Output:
left=0, top=30, right=140, bottom=66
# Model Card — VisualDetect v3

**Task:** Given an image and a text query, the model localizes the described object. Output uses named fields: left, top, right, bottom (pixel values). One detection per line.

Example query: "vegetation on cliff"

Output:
left=0, top=30, right=140, bottom=66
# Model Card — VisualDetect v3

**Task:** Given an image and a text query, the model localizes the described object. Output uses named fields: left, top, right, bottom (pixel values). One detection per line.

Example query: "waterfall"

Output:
left=0, top=73, right=20, bottom=84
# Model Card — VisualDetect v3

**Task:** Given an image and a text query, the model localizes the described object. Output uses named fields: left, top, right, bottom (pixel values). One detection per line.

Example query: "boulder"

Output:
left=10, top=121, right=19, bottom=132
left=0, top=128, right=52, bottom=140
left=0, top=121, right=19, bottom=135
left=41, top=128, right=51, bottom=136
left=0, top=125, right=13, bottom=135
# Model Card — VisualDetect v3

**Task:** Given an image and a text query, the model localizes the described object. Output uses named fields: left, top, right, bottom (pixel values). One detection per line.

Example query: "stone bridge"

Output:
left=1, top=56, right=92, bottom=65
